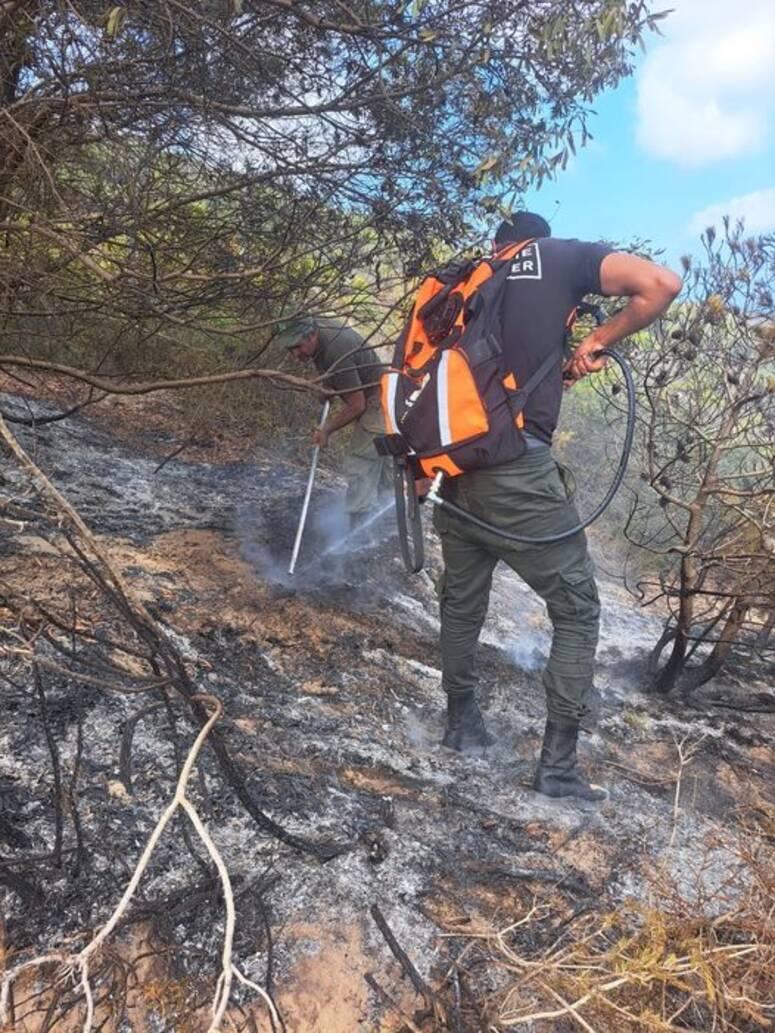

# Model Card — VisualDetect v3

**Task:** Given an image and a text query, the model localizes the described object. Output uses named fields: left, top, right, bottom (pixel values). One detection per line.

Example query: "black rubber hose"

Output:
left=394, top=457, right=425, bottom=572
left=431, top=348, right=636, bottom=545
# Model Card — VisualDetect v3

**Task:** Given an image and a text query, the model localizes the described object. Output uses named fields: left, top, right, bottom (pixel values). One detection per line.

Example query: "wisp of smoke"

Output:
left=316, top=497, right=395, bottom=560
left=233, top=468, right=394, bottom=588
left=507, top=633, right=549, bottom=672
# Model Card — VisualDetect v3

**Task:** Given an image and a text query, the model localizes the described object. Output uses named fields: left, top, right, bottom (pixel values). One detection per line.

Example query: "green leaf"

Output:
left=105, top=6, right=126, bottom=38
left=600, top=8, right=618, bottom=39
left=647, top=8, right=674, bottom=36
left=473, top=154, right=499, bottom=176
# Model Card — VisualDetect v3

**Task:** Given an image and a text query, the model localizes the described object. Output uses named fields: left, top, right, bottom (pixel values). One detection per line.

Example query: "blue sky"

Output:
left=522, top=0, right=775, bottom=268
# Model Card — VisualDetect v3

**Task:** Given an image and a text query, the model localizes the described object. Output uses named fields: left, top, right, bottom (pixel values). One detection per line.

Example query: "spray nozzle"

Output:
left=426, top=470, right=445, bottom=505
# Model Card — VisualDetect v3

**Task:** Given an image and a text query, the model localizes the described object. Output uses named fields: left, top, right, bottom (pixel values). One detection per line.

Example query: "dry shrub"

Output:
left=466, top=834, right=774, bottom=1032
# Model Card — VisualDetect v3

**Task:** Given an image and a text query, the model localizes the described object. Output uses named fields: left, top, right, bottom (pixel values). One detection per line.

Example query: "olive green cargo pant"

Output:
left=343, top=397, right=393, bottom=515
left=432, top=447, right=601, bottom=731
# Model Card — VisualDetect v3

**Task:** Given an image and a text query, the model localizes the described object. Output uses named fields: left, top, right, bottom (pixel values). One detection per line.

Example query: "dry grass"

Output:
left=458, top=835, right=775, bottom=1032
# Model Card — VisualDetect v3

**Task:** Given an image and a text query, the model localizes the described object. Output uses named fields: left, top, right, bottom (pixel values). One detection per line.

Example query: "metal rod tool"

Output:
left=288, top=399, right=331, bottom=575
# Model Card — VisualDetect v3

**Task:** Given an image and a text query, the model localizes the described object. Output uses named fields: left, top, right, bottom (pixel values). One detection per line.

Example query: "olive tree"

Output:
left=1, top=0, right=665, bottom=389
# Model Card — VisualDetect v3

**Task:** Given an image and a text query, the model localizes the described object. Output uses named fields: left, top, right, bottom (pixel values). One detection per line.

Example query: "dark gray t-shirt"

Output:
left=312, top=319, right=385, bottom=399
left=500, top=237, right=613, bottom=442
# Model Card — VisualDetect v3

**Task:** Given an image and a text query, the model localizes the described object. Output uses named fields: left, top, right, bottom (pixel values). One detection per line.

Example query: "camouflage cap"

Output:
left=275, top=316, right=317, bottom=349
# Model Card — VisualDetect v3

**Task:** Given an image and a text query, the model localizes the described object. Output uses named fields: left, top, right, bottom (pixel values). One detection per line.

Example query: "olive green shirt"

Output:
left=312, top=319, right=384, bottom=399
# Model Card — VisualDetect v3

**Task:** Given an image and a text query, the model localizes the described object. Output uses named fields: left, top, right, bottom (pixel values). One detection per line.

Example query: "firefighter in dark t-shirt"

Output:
left=436, top=212, right=682, bottom=801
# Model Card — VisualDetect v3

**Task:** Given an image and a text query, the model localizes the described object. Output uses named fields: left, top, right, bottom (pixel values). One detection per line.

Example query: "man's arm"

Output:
left=313, top=389, right=367, bottom=447
left=566, top=253, right=682, bottom=381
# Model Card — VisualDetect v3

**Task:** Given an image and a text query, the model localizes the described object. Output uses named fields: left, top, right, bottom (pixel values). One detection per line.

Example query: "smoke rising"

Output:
left=506, top=631, right=550, bottom=672
left=233, top=469, right=395, bottom=589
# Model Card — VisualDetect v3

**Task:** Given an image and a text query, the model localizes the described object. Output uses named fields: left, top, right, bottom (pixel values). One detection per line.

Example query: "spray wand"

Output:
left=288, top=399, right=331, bottom=575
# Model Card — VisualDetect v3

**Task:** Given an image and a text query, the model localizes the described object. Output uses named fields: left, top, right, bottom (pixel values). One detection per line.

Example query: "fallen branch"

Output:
left=0, top=391, right=106, bottom=427
left=370, top=903, right=451, bottom=1028
left=0, top=694, right=277, bottom=1033
left=364, top=973, right=425, bottom=1033
left=0, top=409, right=350, bottom=861
left=0, top=354, right=331, bottom=399
left=118, top=701, right=166, bottom=793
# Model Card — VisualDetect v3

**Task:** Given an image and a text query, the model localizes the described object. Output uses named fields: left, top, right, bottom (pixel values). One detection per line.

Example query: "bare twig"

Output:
left=668, top=731, right=709, bottom=849
left=0, top=694, right=277, bottom=1032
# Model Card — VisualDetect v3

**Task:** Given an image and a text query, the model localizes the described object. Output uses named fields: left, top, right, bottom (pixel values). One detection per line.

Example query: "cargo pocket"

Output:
left=530, top=457, right=568, bottom=504
left=555, top=461, right=577, bottom=502
left=559, top=560, right=600, bottom=620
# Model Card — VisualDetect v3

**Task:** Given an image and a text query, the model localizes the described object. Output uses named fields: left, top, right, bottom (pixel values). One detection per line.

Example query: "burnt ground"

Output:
left=0, top=389, right=773, bottom=1032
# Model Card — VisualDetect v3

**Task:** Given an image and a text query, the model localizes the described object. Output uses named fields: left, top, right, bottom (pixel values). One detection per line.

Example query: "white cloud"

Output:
left=689, top=187, right=775, bottom=235
left=636, top=0, right=775, bottom=166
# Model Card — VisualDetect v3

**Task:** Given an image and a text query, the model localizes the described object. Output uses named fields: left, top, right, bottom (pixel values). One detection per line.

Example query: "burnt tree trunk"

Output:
left=650, top=625, right=689, bottom=694
left=680, top=598, right=750, bottom=694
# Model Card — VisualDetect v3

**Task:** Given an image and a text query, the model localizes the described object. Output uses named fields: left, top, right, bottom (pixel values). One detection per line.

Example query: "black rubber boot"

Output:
left=533, top=721, right=607, bottom=802
left=441, top=691, right=495, bottom=751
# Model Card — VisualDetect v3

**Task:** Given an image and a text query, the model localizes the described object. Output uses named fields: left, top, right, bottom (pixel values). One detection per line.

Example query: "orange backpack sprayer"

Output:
left=374, top=244, right=636, bottom=572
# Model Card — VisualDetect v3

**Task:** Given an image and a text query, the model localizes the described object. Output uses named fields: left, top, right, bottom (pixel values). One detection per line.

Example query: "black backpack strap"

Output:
left=506, top=347, right=563, bottom=419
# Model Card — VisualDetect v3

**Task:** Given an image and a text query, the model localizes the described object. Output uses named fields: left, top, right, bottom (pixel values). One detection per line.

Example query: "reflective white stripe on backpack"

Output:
left=384, top=371, right=399, bottom=434
left=437, top=350, right=452, bottom=446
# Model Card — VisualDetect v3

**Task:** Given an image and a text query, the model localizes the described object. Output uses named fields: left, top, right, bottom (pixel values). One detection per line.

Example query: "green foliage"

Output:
left=0, top=1, right=672, bottom=473
left=623, top=226, right=774, bottom=690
